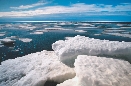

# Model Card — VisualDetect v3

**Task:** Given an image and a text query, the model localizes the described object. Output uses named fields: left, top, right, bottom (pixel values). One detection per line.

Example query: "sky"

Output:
left=0, top=0, right=131, bottom=21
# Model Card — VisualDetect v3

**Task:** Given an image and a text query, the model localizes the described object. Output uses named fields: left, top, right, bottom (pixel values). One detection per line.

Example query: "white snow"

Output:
left=19, top=38, right=32, bottom=42
left=0, top=50, right=75, bottom=86
left=52, top=35, right=131, bottom=66
left=58, top=55, right=131, bottom=86
left=75, top=30, right=87, bottom=33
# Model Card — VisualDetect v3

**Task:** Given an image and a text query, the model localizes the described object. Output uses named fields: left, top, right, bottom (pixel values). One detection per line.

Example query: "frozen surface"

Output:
left=0, top=50, right=75, bottom=86
left=0, top=34, right=5, bottom=36
left=75, top=30, right=87, bottom=33
left=58, top=55, right=131, bottom=86
left=106, top=33, right=131, bottom=38
left=52, top=35, right=131, bottom=66
left=19, top=38, right=32, bottom=42
left=30, top=31, right=44, bottom=34
left=0, top=39, right=15, bottom=44
left=45, top=28, right=64, bottom=30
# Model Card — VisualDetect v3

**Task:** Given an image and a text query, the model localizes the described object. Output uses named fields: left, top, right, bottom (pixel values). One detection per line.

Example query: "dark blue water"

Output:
left=0, top=22, right=131, bottom=64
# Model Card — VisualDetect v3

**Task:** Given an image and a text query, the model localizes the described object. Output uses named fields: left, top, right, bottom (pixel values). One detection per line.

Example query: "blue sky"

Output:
left=0, top=0, right=131, bottom=21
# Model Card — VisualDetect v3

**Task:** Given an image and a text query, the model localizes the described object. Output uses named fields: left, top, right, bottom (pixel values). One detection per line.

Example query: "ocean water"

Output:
left=0, top=21, right=131, bottom=64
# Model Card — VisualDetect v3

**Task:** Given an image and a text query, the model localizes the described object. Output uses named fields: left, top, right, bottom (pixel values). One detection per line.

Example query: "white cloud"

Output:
left=0, top=3, right=131, bottom=17
left=10, top=0, right=48, bottom=10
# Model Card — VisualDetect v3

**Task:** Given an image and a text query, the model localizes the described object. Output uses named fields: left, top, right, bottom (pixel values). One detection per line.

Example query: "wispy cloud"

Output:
left=1, top=3, right=131, bottom=17
left=10, top=0, right=48, bottom=10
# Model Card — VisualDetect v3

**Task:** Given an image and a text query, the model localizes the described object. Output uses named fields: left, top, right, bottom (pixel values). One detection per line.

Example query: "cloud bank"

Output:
left=0, top=3, right=131, bottom=17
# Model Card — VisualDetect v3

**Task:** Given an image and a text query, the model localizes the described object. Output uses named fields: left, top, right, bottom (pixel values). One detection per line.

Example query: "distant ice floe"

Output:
left=35, top=29, right=48, bottom=32
left=58, top=55, right=131, bottom=86
left=0, top=50, right=75, bottom=86
left=104, top=30, right=125, bottom=33
left=52, top=35, right=131, bottom=66
left=0, top=34, right=5, bottom=36
left=19, top=38, right=32, bottom=42
left=105, top=33, right=131, bottom=38
left=5, top=36, right=19, bottom=39
left=75, top=30, right=87, bottom=33
left=120, top=27, right=131, bottom=29
left=94, top=34, right=101, bottom=36
left=0, top=39, right=15, bottom=44
left=77, top=26, right=97, bottom=29
left=0, top=32, right=6, bottom=36
left=30, top=31, right=44, bottom=34
left=45, top=28, right=64, bottom=30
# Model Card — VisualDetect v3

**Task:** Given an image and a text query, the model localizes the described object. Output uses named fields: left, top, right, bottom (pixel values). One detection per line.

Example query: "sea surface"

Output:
left=0, top=21, right=131, bottom=64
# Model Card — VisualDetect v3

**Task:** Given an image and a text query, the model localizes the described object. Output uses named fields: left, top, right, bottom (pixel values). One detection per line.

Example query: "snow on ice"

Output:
left=58, top=55, right=131, bottom=86
left=52, top=35, right=131, bottom=66
left=0, top=35, right=131, bottom=86
left=0, top=51, right=75, bottom=86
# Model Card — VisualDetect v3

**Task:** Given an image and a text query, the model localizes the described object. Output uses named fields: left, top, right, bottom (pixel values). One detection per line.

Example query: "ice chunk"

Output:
left=52, top=35, right=131, bottom=66
left=45, top=28, right=64, bottom=30
left=30, top=31, right=43, bottom=34
left=0, top=39, right=15, bottom=44
left=78, top=26, right=97, bottom=29
left=19, top=38, right=32, bottom=42
left=75, top=30, right=87, bottom=33
left=0, top=34, right=5, bottom=36
left=0, top=50, right=75, bottom=86
left=58, top=55, right=131, bottom=86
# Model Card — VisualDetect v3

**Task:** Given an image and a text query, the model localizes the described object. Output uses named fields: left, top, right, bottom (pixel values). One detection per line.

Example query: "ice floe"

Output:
left=58, top=55, right=131, bottom=86
left=0, top=50, right=75, bottom=86
left=45, top=28, right=64, bottom=30
left=5, top=36, right=19, bottom=39
left=78, top=26, right=97, bottom=29
left=0, top=34, right=5, bottom=36
left=0, top=39, right=15, bottom=44
left=106, top=33, right=131, bottom=38
left=30, top=31, right=44, bottom=34
left=75, top=30, right=87, bottom=33
left=104, top=30, right=125, bottom=33
left=52, top=35, right=131, bottom=66
left=19, top=38, right=32, bottom=42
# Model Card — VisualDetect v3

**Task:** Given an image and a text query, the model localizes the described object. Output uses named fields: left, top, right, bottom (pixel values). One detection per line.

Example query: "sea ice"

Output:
left=45, top=28, right=64, bottom=30
left=106, top=32, right=131, bottom=38
left=75, top=30, right=87, bottom=33
left=30, top=31, right=44, bottom=34
left=52, top=35, right=131, bottom=66
left=0, top=39, right=15, bottom=44
left=0, top=50, right=75, bottom=86
left=19, top=38, right=32, bottom=42
left=0, top=34, right=5, bottom=36
left=57, top=55, right=131, bottom=86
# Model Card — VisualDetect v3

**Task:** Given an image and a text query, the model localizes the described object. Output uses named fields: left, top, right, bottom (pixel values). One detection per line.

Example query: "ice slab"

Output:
left=30, top=31, right=44, bottom=34
left=58, top=55, right=131, bottom=86
left=19, top=38, right=32, bottom=42
left=52, top=35, right=131, bottom=66
left=75, top=30, right=87, bottom=33
left=0, top=39, right=15, bottom=44
left=0, top=34, right=5, bottom=36
left=0, top=50, right=75, bottom=86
